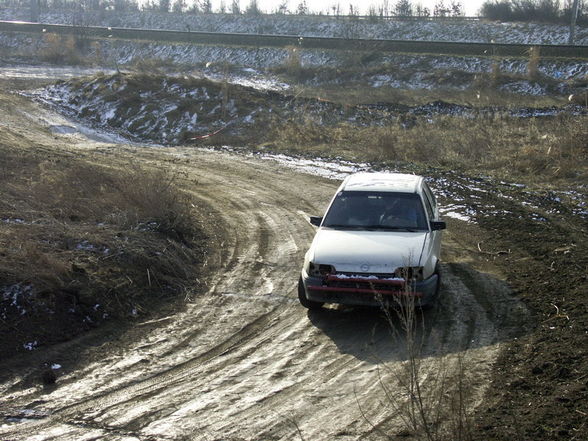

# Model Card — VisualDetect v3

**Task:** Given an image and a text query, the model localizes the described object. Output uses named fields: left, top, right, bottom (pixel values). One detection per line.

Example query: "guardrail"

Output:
left=1, top=20, right=587, bottom=59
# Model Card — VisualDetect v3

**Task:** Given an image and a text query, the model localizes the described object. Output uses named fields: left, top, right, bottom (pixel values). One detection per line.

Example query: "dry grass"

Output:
left=291, top=81, right=567, bottom=108
left=365, top=267, right=476, bottom=441
left=0, top=142, right=208, bottom=357
left=268, top=113, right=588, bottom=183
left=527, top=46, right=541, bottom=81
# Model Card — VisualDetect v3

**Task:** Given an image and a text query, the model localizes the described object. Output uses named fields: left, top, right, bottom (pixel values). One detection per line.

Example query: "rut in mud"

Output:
left=0, top=89, right=532, bottom=440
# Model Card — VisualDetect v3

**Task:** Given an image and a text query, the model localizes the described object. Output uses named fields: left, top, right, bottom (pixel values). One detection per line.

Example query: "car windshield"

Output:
left=322, top=191, right=428, bottom=231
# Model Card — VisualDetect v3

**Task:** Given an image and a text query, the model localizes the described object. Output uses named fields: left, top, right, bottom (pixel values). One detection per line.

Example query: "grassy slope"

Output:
left=0, top=90, right=211, bottom=360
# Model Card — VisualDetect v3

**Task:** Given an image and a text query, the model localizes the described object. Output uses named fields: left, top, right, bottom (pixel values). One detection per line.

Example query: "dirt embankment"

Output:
left=0, top=79, right=586, bottom=440
left=36, top=73, right=587, bottom=146
left=0, top=86, right=215, bottom=361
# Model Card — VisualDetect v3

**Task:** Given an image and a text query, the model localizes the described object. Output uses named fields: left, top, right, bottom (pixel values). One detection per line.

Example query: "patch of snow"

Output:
left=2, top=217, right=26, bottom=224
left=439, top=205, right=474, bottom=223
left=23, top=341, right=38, bottom=351
left=500, top=81, right=546, bottom=95
left=76, top=240, right=96, bottom=251
left=257, top=152, right=371, bottom=180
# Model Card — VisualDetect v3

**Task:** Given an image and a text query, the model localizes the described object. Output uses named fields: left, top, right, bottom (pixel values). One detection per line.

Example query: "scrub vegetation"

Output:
left=378, top=294, right=477, bottom=441
left=41, top=72, right=588, bottom=184
left=0, top=132, right=210, bottom=359
left=270, top=112, right=588, bottom=183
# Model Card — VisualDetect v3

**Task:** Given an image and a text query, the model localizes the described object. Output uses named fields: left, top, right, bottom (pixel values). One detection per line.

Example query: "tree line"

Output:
left=3, top=0, right=585, bottom=24
left=0, top=0, right=464, bottom=16
left=481, top=0, right=585, bottom=24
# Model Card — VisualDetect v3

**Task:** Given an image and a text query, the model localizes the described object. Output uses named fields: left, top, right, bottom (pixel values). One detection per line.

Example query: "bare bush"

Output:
left=0, top=143, right=206, bottom=357
left=112, top=167, right=196, bottom=243
left=527, top=46, right=541, bottom=81
left=372, top=265, right=475, bottom=441
left=41, top=33, right=84, bottom=65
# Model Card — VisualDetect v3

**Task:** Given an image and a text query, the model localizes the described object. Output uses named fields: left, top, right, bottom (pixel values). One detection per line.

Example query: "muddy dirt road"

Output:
left=0, top=88, right=529, bottom=440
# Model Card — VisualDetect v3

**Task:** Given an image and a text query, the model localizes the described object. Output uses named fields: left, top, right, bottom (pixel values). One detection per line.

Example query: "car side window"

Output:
left=422, top=193, right=434, bottom=221
left=423, top=183, right=437, bottom=210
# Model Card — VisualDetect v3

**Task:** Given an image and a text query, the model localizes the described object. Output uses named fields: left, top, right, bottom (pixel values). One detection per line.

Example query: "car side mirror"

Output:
left=309, top=216, right=323, bottom=227
left=430, top=220, right=446, bottom=231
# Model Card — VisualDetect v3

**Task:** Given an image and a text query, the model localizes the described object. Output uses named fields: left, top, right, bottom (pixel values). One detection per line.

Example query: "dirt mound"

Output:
left=36, top=73, right=586, bottom=147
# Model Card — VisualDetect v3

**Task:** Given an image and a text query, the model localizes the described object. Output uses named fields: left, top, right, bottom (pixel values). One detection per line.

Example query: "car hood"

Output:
left=309, top=228, right=429, bottom=274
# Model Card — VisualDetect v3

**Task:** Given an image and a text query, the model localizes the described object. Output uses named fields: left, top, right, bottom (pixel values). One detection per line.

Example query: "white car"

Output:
left=299, top=172, right=446, bottom=310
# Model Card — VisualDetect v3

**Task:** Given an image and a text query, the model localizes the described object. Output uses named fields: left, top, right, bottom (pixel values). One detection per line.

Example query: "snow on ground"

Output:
left=1, top=6, right=587, bottom=45
left=1, top=7, right=586, bottom=96
left=1, top=30, right=586, bottom=96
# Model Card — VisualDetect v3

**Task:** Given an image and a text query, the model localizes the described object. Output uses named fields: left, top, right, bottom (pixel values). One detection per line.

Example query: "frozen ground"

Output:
left=1, top=6, right=587, bottom=98
left=1, top=29, right=586, bottom=98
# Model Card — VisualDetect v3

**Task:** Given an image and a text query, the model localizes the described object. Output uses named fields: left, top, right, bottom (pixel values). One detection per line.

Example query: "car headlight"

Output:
left=394, top=266, right=424, bottom=281
left=308, top=262, right=335, bottom=277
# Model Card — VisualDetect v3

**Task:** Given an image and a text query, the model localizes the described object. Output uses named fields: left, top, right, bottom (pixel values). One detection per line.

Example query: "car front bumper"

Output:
left=301, top=272, right=439, bottom=308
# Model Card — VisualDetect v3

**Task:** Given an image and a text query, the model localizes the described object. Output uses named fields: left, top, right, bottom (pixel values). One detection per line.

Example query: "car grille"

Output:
left=326, top=274, right=405, bottom=293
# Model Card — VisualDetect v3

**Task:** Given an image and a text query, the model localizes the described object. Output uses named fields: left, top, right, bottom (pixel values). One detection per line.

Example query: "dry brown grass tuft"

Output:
left=41, top=33, right=84, bottom=65
left=527, top=46, right=541, bottom=81
left=0, top=143, right=208, bottom=357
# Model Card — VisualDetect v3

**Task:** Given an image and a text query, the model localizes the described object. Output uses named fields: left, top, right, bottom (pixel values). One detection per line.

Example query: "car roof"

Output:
left=341, top=172, right=423, bottom=193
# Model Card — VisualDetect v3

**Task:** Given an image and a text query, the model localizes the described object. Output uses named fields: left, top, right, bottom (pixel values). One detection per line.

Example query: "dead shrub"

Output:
left=284, top=45, right=302, bottom=74
left=41, top=33, right=83, bottom=65
left=527, top=46, right=541, bottom=81
left=368, top=264, right=476, bottom=441
left=112, top=167, right=196, bottom=243
left=0, top=232, right=71, bottom=293
left=0, top=143, right=207, bottom=357
left=127, top=57, right=177, bottom=74
left=270, top=46, right=316, bottom=82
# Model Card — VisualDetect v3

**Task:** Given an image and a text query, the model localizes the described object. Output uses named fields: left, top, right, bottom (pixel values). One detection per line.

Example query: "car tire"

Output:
left=298, top=277, right=324, bottom=310
left=419, top=263, right=441, bottom=311
left=433, top=262, right=441, bottom=297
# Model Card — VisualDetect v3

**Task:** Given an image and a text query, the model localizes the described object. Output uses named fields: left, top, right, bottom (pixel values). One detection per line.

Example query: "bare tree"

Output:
left=450, top=1, right=463, bottom=17
left=433, top=0, right=450, bottom=17
left=331, top=2, right=341, bottom=17
left=245, top=0, right=260, bottom=15
left=231, top=0, right=240, bottom=14
left=368, top=4, right=379, bottom=21
left=416, top=5, right=431, bottom=17
left=157, top=0, right=170, bottom=13
left=296, top=0, right=308, bottom=15
left=200, top=0, right=212, bottom=13
left=395, top=0, right=413, bottom=17
left=275, top=1, right=288, bottom=14
left=171, top=0, right=185, bottom=13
